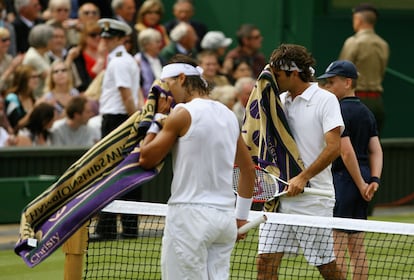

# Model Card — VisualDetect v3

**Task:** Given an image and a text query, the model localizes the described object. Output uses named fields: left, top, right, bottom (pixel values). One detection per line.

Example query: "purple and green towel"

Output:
left=15, top=81, right=170, bottom=267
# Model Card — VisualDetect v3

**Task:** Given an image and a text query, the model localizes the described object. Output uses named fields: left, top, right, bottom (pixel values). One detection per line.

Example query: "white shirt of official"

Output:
left=99, top=45, right=140, bottom=115
left=279, top=83, right=344, bottom=216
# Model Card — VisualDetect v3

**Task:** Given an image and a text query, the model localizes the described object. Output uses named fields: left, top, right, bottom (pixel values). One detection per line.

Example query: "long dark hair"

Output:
left=26, top=102, right=55, bottom=141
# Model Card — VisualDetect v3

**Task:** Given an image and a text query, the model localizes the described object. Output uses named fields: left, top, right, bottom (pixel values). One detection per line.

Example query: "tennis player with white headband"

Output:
left=139, top=54, right=255, bottom=279
left=256, top=44, right=344, bottom=279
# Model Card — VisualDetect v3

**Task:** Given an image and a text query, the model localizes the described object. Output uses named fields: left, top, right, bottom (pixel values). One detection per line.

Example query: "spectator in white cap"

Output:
left=201, top=31, right=232, bottom=50
left=96, top=17, right=142, bottom=240
left=201, top=30, right=232, bottom=67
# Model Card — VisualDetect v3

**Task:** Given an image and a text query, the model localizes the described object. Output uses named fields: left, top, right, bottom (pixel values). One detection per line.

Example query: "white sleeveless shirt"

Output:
left=169, top=98, right=240, bottom=211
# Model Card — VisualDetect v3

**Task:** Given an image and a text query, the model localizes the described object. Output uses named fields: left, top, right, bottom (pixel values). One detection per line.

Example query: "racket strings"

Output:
left=233, top=167, right=280, bottom=203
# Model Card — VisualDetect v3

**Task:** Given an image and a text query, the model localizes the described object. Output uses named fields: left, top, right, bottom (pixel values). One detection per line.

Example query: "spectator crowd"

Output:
left=0, top=0, right=261, bottom=147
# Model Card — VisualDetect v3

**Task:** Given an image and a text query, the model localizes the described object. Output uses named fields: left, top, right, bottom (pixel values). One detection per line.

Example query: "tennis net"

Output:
left=84, top=200, right=414, bottom=279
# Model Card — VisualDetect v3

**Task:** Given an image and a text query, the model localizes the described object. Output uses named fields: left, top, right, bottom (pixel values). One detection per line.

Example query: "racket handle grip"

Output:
left=238, top=215, right=267, bottom=234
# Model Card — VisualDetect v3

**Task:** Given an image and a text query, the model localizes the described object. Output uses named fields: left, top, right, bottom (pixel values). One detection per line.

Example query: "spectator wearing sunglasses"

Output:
left=0, top=0, right=16, bottom=56
left=77, top=2, right=100, bottom=25
left=67, top=21, right=105, bottom=92
left=223, top=23, right=266, bottom=79
left=0, top=27, right=24, bottom=94
left=135, top=0, right=169, bottom=49
left=38, top=59, right=79, bottom=119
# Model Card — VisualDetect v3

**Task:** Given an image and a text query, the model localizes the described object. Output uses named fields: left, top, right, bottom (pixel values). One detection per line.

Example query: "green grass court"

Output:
left=1, top=213, right=413, bottom=280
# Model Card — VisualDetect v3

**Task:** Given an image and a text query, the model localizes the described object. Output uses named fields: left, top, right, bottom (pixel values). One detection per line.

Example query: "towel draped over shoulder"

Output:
left=241, top=65, right=305, bottom=211
left=14, top=81, right=171, bottom=267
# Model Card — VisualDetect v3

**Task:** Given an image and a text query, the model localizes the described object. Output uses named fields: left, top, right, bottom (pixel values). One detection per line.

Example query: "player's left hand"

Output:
left=157, top=92, right=173, bottom=115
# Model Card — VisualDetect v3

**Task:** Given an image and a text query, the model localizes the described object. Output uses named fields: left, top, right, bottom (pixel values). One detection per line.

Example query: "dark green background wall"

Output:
left=162, top=0, right=413, bottom=138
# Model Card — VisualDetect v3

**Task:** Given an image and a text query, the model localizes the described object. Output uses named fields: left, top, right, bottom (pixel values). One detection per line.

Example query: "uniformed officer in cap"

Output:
left=98, top=18, right=140, bottom=136
left=99, top=18, right=132, bottom=39
left=96, top=18, right=142, bottom=239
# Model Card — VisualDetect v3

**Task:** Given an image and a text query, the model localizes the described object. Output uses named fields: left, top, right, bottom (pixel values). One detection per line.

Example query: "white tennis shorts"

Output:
left=161, top=204, right=237, bottom=280
left=258, top=222, right=336, bottom=266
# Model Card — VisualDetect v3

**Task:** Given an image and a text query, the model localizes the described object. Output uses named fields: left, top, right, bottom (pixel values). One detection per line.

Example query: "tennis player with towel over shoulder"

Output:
left=253, top=44, right=345, bottom=279
left=138, top=54, right=256, bottom=279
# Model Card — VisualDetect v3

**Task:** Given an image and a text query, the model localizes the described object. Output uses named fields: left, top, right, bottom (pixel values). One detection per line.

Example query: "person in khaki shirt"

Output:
left=339, top=3, right=389, bottom=133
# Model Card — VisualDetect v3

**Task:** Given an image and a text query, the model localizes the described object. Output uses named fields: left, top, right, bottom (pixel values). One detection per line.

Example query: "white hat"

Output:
left=98, top=18, right=132, bottom=38
left=201, top=31, right=232, bottom=50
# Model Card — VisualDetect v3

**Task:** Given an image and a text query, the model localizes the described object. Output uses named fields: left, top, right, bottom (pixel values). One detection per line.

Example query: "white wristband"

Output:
left=154, top=113, right=167, bottom=121
left=146, top=122, right=161, bottom=135
left=235, top=195, right=253, bottom=220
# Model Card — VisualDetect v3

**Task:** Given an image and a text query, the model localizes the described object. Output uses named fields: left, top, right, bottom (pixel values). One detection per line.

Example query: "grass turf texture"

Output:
left=0, top=249, right=64, bottom=280
left=1, top=213, right=413, bottom=279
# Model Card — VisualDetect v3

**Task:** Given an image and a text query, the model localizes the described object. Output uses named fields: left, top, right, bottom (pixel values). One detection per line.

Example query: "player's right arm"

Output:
left=234, top=136, right=255, bottom=199
left=234, top=136, right=255, bottom=239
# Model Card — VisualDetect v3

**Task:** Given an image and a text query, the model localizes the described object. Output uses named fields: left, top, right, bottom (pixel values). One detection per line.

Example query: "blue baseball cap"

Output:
left=317, top=60, right=358, bottom=79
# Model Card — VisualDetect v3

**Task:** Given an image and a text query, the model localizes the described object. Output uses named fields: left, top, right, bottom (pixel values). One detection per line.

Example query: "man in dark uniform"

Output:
left=318, top=60, right=383, bottom=280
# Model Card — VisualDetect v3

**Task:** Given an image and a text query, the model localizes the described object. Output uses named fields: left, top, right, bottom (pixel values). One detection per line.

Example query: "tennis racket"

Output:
left=238, top=214, right=267, bottom=234
left=233, top=165, right=332, bottom=204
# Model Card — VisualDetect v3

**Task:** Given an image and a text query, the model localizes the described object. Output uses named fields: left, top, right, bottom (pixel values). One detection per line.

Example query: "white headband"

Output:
left=160, top=63, right=204, bottom=79
left=279, top=61, right=302, bottom=72
left=276, top=61, right=315, bottom=76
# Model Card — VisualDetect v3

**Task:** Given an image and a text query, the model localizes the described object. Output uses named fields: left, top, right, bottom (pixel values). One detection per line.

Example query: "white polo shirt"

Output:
left=279, top=83, right=344, bottom=216
left=99, top=45, right=140, bottom=115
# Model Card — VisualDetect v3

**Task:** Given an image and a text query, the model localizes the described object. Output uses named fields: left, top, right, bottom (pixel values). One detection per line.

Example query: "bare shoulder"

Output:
left=166, top=105, right=191, bottom=137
